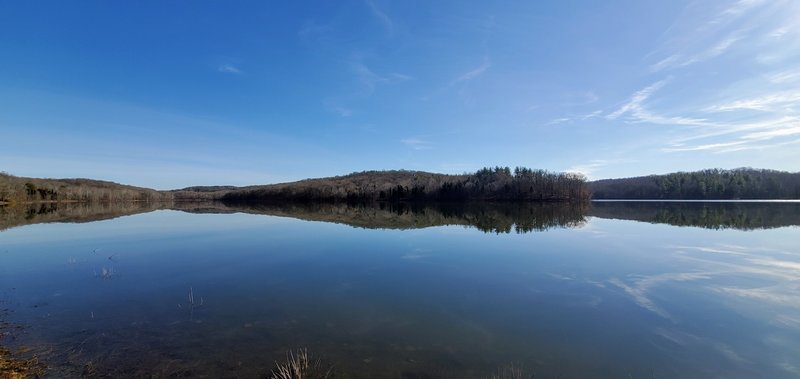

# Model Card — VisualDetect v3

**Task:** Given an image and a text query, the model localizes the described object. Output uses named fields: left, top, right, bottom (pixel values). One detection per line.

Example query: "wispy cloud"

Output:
left=663, top=115, right=800, bottom=153
left=420, top=55, right=492, bottom=101
left=400, top=138, right=433, bottom=150
left=606, top=80, right=667, bottom=120
left=366, top=0, right=393, bottom=35
left=627, top=0, right=800, bottom=156
left=679, top=34, right=744, bottom=67
left=767, top=69, right=800, bottom=84
left=670, top=116, right=796, bottom=143
left=663, top=140, right=749, bottom=153
left=741, top=125, right=800, bottom=140
left=298, top=19, right=332, bottom=39
left=606, top=80, right=714, bottom=127
left=646, top=0, right=778, bottom=72
left=650, top=54, right=682, bottom=72
left=218, top=64, right=243, bottom=74
left=323, top=99, right=353, bottom=117
left=705, top=91, right=800, bottom=112
left=652, top=34, right=745, bottom=72
left=565, top=160, right=608, bottom=178
left=545, top=110, right=602, bottom=127
left=713, top=138, right=800, bottom=153
left=607, top=79, right=800, bottom=153
left=322, top=57, right=410, bottom=116
left=769, top=26, right=790, bottom=39
left=546, top=117, right=570, bottom=125
left=352, top=61, right=411, bottom=93
left=580, top=110, right=603, bottom=120
left=452, top=56, right=491, bottom=84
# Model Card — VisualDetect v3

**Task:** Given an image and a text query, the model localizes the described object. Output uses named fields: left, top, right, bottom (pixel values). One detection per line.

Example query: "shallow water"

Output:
left=1, top=202, right=799, bottom=378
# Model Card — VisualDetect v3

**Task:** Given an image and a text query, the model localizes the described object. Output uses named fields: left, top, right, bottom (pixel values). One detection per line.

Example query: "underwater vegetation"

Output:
left=0, top=347, right=43, bottom=379
left=489, top=364, right=535, bottom=379
left=0, top=311, right=45, bottom=379
left=266, top=349, right=538, bottom=379
left=270, top=348, right=334, bottom=379
left=95, top=267, right=116, bottom=280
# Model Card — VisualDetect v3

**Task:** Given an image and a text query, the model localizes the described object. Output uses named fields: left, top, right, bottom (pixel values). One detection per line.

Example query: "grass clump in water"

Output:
left=270, top=348, right=334, bottom=379
left=488, top=363, right=534, bottom=379
left=1, top=346, right=44, bottom=379
left=1, top=315, right=45, bottom=379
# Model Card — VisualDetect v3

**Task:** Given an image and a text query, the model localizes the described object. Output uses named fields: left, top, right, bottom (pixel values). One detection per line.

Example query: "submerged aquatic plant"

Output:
left=0, top=346, right=44, bottom=379
left=1, top=312, right=45, bottom=378
left=187, top=287, right=204, bottom=307
left=96, top=267, right=116, bottom=280
left=488, top=363, right=534, bottom=379
left=270, top=349, right=334, bottom=379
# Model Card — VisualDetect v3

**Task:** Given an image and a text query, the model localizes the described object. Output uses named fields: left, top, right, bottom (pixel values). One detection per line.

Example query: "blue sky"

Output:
left=1, top=0, right=799, bottom=189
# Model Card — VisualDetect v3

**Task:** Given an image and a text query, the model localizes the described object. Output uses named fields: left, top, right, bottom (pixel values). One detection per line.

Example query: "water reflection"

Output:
left=590, top=201, right=800, bottom=230
left=1, top=201, right=799, bottom=378
left=3, top=200, right=800, bottom=232
left=0, top=201, right=163, bottom=231
left=203, top=201, right=588, bottom=233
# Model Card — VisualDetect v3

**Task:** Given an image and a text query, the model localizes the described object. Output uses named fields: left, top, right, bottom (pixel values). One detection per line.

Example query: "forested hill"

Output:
left=0, top=172, right=172, bottom=204
left=11, top=167, right=797, bottom=204
left=220, top=167, right=590, bottom=202
left=590, top=169, right=800, bottom=200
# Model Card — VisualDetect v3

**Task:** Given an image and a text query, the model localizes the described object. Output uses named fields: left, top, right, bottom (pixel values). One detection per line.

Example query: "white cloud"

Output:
left=670, top=116, right=797, bottom=144
left=679, top=34, right=744, bottom=68
left=366, top=0, right=393, bottom=34
left=452, top=56, right=491, bottom=84
left=769, top=26, right=790, bottom=39
left=323, top=99, right=353, bottom=117
left=741, top=125, right=800, bottom=140
left=650, top=54, right=682, bottom=72
left=664, top=116, right=800, bottom=153
left=706, top=91, right=800, bottom=112
left=350, top=59, right=411, bottom=94
left=767, top=69, right=800, bottom=84
left=711, top=0, right=767, bottom=27
left=218, top=64, right=243, bottom=74
left=581, top=110, right=603, bottom=120
left=565, top=160, right=607, bottom=178
left=663, top=140, right=748, bottom=152
left=546, top=117, right=570, bottom=125
left=606, top=80, right=668, bottom=120
left=584, top=91, right=599, bottom=104
left=605, top=80, right=711, bottom=126
left=713, top=138, right=800, bottom=153
left=400, top=138, right=433, bottom=150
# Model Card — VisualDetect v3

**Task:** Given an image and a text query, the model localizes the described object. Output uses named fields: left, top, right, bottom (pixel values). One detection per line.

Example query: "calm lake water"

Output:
left=1, top=201, right=800, bottom=378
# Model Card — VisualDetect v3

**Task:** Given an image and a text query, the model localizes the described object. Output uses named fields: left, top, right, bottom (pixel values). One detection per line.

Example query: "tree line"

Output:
left=590, top=168, right=800, bottom=200
left=9, top=167, right=794, bottom=205
left=0, top=172, right=173, bottom=204
left=220, top=167, right=590, bottom=203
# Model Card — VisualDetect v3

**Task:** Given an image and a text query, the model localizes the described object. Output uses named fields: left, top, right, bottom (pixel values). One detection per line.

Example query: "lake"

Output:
left=1, top=201, right=800, bottom=378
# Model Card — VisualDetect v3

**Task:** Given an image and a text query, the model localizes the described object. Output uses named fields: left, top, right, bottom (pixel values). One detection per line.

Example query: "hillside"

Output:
left=0, top=172, right=173, bottom=204
left=590, top=168, right=800, bottom=200
left=218, top=167, right=590, bottom=203
left=6, top=167, right=798, bottom=205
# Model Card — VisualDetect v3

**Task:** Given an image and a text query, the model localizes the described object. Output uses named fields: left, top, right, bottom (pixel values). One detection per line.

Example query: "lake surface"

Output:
left=1, top=201, right=800, bottom=378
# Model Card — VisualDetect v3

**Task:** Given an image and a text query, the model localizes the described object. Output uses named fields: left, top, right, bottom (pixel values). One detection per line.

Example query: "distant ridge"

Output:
left=214, top=167, right=589, bottom=202
left=3, top=167, right=799, bottom=205
left=589, top=168, right=800, bottom=200
left=0, top=172, right=171, bottom=204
